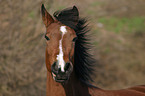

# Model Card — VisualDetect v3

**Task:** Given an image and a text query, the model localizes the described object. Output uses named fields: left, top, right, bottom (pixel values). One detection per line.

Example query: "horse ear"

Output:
left=72, top=6, right=79, bottom=25
left=41, top=4, right=54, bottom=27
left=73, top=6, right=78, bottom=13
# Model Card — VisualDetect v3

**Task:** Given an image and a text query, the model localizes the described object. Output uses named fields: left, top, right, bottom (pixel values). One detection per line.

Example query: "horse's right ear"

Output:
left=41, top=4, right=54, bottom=27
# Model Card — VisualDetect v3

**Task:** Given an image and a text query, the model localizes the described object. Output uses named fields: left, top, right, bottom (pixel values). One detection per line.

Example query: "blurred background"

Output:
left=0, top=0, right=145, bottom=96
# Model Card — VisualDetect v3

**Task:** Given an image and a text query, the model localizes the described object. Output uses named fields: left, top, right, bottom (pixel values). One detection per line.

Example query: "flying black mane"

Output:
left=53, top=6, right=96, bottom=83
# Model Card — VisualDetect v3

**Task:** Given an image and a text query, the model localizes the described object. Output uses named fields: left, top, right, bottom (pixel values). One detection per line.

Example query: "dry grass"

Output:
left=0, top=0, right=47, bottom=95
left=0, top=0, right=145, bottom=95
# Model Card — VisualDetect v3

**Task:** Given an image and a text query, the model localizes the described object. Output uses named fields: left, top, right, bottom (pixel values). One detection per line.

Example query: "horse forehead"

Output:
left=60, top=26, right=67, bottom=34
left=47, top=23, right=75, bottom=38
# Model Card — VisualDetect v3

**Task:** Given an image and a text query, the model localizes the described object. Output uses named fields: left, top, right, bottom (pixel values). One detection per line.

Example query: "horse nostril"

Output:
left=51, top=62, right=59, bottom=72
left=64, top=62, right=70, bottom=71
left=64, top=62, right=73, bottom=72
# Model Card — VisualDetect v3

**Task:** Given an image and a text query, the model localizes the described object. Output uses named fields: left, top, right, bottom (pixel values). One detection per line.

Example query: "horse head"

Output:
left=41, top=4, right=78, bottom=83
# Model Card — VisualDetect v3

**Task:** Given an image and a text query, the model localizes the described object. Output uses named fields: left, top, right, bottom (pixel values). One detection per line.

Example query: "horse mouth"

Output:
left=52, top=72, right=68, bottom=83
left=51, top=61, right=73, bottom=83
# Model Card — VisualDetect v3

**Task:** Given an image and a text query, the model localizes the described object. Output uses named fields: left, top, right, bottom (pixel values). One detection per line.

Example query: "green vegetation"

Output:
left=87, top=10, right=95, bottom=15
left=90, top=1, right=104, bottom=6
left=58, top=6, right=66, bottom=10
left=29, top=11, right=35, bottom=18
left=98, top=17, right=145, bottom=33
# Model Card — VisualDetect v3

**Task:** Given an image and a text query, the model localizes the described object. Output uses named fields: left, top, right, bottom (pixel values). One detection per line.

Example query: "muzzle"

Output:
left=51, top=61, right=73, bottom=83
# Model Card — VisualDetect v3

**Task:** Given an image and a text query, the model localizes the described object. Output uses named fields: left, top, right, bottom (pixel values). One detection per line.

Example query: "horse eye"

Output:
left=72, top=37, right=77, bottom=42
left=45, top=35, right=50, bottom=40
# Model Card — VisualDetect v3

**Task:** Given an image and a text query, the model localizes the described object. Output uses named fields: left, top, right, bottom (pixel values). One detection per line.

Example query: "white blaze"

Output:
left=56, top=26, right=67, bottom=72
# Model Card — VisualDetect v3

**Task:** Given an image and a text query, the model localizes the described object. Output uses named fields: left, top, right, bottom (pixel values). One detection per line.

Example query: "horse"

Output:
left=41, top=4, right=145, bottom=96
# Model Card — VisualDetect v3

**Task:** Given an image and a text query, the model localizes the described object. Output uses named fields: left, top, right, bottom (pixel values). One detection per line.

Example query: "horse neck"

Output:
left=46, top=71, right=66, bottom=96
left=63, top=71, right=90, bottom=96
left=46, top=70, right=91, bottom=96
left=63, top=58, right=103, bottom=96
left=64, top=73, right=107, bottom=96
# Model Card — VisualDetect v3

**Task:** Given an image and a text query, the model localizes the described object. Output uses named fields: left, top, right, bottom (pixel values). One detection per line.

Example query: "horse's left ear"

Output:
left=72, top=6, right=79, bottom=25
left=73, top=6, right=78, bottom=13
left=41, top=4, right=54, bottom=27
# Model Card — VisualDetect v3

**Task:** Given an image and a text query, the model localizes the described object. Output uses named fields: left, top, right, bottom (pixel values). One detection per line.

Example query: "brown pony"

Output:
left=41, top=4, right=145, bottom=96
